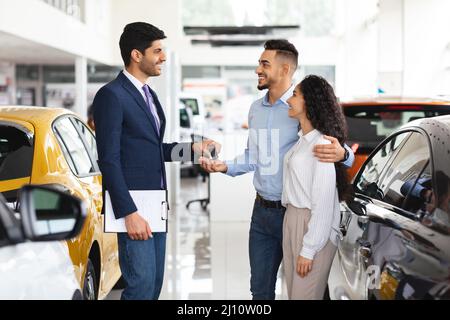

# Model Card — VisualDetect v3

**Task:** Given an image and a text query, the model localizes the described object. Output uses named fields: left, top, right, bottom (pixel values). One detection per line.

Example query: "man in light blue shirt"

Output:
left=200, top=40, right=354, bottom=300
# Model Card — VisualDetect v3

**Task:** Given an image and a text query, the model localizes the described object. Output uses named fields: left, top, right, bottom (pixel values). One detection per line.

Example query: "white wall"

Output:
left=335, top=0, right=379, bottom=98
left=0, top=0, right=115, bottom=65
left=403, top=0, right=450, bottom=96
left=378, top=0, right=404, bottom=95
left=110, top=0, right=184, bottom=66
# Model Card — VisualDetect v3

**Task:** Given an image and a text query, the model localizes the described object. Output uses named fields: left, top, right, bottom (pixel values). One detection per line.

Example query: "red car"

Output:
left=342, top=97, right=450, bottom=180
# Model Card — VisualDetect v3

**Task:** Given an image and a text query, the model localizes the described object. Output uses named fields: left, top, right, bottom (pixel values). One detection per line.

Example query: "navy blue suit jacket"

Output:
left=93, top=71, right=191, bottom=219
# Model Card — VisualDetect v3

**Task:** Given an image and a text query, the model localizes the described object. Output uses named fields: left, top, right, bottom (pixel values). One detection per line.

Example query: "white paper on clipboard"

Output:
left=104, top=190, right=168, bottom=233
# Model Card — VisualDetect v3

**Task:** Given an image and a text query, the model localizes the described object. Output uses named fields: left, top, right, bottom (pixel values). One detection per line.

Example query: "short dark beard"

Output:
left=257, top=84, right=269, bottom=90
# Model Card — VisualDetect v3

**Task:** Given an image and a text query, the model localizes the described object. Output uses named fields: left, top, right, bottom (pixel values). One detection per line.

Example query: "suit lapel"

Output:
left=118, top=72, right=160, bottom=138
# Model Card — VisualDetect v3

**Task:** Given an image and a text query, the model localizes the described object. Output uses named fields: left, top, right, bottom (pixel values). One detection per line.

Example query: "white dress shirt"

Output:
left=122, top=69, right=160, bottom=124
left=123, top=69, right=146, bottom=100
left=281, top=129, right=340, bottom=260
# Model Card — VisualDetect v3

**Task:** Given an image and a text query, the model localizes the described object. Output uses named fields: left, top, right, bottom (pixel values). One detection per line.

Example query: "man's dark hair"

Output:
left=264, top=39, right=299, bottom=70
left=119, top=22, right=167, bottom=66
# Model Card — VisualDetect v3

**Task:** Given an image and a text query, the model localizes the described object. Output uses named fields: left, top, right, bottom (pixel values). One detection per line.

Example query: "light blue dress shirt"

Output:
left=225, top=85, right=354, bottom=201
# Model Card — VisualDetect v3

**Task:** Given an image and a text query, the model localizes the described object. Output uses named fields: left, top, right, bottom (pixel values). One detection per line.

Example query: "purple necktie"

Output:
left=142, top=84, right=164, bottom=189
left=142, top=85, right=161, bottom=135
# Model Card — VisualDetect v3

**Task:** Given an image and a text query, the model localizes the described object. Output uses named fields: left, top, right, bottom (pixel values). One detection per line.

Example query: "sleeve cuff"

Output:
left=224, top=161, right=235, bottom=176
left=300, top=246, right=317, bottom=260
left=341, top=144, right=354, bottom=167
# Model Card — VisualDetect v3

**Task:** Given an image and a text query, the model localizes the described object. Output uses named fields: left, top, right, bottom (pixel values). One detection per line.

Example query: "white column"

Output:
left=75, top=56, right=88, bottom=120
left=169, top=51, right=181, bottom=206
left=335, top=0, right=379, bottom=98
left=150, top=49, right=181, bottom=207
left=403, top=0, right=450, bottom=96
left=378, top=0, right=404, bottom=95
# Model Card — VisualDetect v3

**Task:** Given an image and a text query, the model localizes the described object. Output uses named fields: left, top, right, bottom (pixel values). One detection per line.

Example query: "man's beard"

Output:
left=140, top=62, right=159, bottom=77
left=257, top=76, right=271, bottom=90
left=257, top=83, right=269, bottom=90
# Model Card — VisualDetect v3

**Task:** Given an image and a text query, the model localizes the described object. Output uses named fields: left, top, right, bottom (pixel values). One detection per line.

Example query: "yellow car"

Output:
left=0, top=106, right=121, bottom=300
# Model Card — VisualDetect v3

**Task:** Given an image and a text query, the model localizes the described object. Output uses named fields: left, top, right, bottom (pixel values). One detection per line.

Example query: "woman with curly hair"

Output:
left=282, top=75, right=349, bottom=299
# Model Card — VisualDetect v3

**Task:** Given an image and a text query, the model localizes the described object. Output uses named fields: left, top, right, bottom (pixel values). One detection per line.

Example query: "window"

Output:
left=344, top=106, right=450, bottom=151
left=377, top=132, right=430, bottom=209
left=0, top=223, right=6, bottom=243
left=421, top=170, right=450, bottom=233
left=180, top=98, right=199, bottom=116
left=402, top=163, right=432, bottom=214
left=0, top=209, right=7, bottom=243
left=182, top=66, right=221, bottom=79
left=303, top=65, right=336, bottom=88
left=180, top=108, right=191, bottom=129
left=53, top=117, right=94, bottom=176
left=0, top=126, right=33, bottom=181
left=72, top=118, right=98, bottom=163
left=182, top=0, right=335, bottom=36
left=40, top=0, right=85, bottom=22
left=356, top=131, right=411, bottom=199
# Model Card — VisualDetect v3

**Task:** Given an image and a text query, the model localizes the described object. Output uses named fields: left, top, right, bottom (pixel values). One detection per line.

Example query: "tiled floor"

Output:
left=106, top=176, right=287, bottom=300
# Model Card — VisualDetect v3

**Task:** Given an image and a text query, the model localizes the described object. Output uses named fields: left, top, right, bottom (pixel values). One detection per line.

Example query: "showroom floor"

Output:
left=106, top=176, right=287, bottom=300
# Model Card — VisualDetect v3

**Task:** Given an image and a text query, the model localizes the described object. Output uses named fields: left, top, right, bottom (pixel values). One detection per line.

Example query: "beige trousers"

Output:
left=282, top=205, right=337, bottom=300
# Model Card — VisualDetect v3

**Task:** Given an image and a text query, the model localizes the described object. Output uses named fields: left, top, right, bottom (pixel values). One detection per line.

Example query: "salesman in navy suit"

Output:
left=93, top=22, right=221, bottom=300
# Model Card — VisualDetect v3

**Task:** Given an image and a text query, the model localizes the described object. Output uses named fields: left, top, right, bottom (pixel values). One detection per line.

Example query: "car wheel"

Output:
left=83, top=259, right=98, bottom=300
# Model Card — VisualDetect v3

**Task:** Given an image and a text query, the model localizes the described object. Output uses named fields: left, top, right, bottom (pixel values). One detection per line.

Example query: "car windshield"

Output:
left=180, top=98, right=199, bottom=115
left=180, top=108, right=191, bottom=128
left=344, top=105, right=450, bottom=151
left=0, top=125, right=34, bottom=202
left=0, top=192, right=15, bottom=244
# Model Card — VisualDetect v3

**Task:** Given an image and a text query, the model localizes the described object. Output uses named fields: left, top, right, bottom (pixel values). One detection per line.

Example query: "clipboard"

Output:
left=104, top=190, right=168, bottom=233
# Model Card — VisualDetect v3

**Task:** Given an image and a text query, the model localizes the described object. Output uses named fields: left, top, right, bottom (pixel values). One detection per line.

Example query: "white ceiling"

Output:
left=0, top=31, right=77, bottom=65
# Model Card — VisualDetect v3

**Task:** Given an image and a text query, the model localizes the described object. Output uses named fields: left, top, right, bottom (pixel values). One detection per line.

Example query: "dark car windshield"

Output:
left=0, top=125, right=33, bottom=181
left=344, top=105, right=450, bottom=152
left=0, top=192, right=17, bottom=245
left=180, top=108, right=191, bottom=128
left=180, top=98, right=199, bottom=115
left=0, top=125, right=34, bottom=202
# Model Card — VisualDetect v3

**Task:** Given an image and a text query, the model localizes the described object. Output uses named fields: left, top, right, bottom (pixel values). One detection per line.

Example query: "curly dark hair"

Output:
left=299, top=75, right=350, bottom=201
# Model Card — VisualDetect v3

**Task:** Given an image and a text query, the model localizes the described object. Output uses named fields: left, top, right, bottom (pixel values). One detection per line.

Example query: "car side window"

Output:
left=0, top=220, right=6, bottom=243
left=402, top=162, right=432, bottom=214
left=377, top=132, right=430, bottom=209
left=0, top=125, right=33, bottom=181
left=355, top=131, right=411, bottom=199
left=72, top=118, right=98, bottom=162
left=421, top=169, right=450, bottom=233
left=53, top=117, right=95, bottom=176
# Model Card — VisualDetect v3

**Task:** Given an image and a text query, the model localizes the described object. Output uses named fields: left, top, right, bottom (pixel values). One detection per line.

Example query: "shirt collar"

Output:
left=262, top=84, right=295, bottom=107
left=123, top=69, right=147, bottom=93
left=298, top=129, right=320, bottom=143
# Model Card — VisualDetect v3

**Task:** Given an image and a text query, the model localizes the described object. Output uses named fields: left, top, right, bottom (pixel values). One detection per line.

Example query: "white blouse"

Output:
left=282, top=129, right=340, bottom=260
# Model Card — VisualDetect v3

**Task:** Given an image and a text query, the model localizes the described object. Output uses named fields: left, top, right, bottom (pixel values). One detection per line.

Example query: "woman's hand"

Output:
left=297, top=256, right=313, bottom=278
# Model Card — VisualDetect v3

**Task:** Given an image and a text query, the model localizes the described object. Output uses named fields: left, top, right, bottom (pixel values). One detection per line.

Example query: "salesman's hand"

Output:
left=297, top=256, right=313, bottom=278
left=192, top=139, right=222, bottom=159
left=313, top=135, right=345, bottom=163
left=125, top=212, right=152, bottom=241
left=199, top=156, right=228, bottom=173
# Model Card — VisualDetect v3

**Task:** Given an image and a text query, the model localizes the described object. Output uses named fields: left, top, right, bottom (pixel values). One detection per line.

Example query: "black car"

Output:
left=329, top=115, right=450, bottom=300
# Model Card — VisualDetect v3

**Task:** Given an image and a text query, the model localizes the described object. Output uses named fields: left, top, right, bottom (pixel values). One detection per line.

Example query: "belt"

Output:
left=256, top=193, right=284, bottom=209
